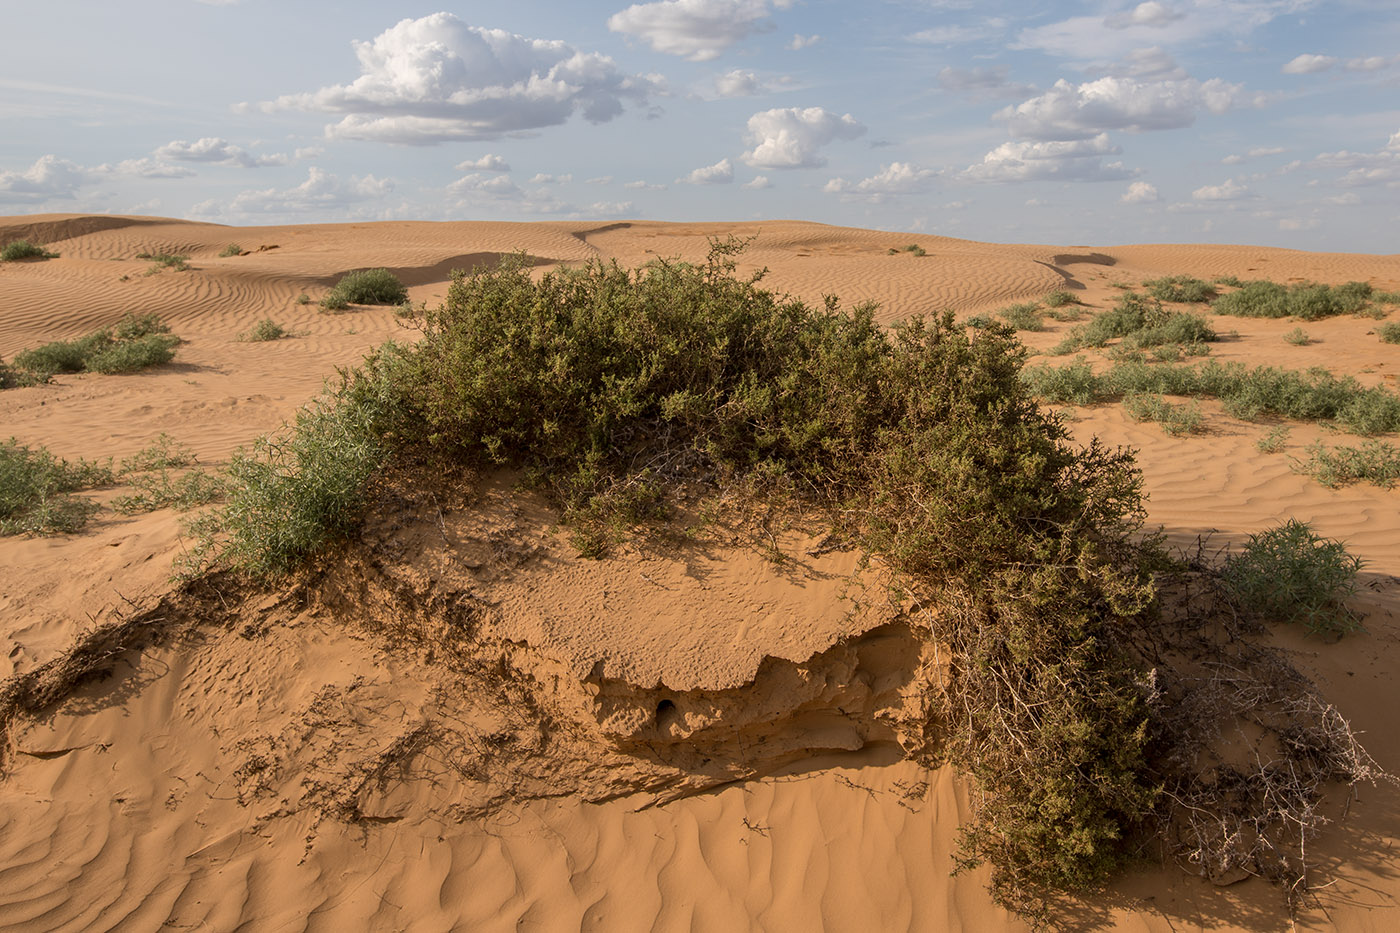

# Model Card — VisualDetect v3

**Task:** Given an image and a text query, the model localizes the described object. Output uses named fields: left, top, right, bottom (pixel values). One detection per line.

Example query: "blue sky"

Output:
left=2, top=0, right=1398, bottom=251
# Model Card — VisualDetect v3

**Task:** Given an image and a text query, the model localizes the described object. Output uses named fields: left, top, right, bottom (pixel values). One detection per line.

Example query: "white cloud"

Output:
left=1278, top=217, right=1319, bottom=231
left=680, top=158, right=734, bottom=184
left=294, top=146, right=324, bottom=160
left=962, top=134, right=1136, bottom=183
left=715, top=69, right=761, bottom=97
left=1099, top=47, right=1188, bottom=81
left=1192, top=178, right=1253, bottom=201
left=1322, top=192, right=1360, bottom=205
left=1345, top=55, right=1400, bottom=72
left=588, top=200, right=634, bottom=215
left=1223, top=145, right=1284, bottom=164
left=99, top=158, right=195, bottom=179
left=909, top=19, right=1006, bottom=46
left=457, top=154, right=511, bottom=172
left=530, top=173, right=573, bottom=184
left=1105, top=2, right=1185, bottom=29
left=996, top=76, right=1250, bottom=141
left=743, top=175, right=771, bottom=189
left=0, top=155, right=89, bottom=203
left=155, top=137, right=287, bottom=167
left=1282, top=54, right=1336, bottom=75
left=608, top=0, right=792, bottom=62
left=1121, top=181, right=1160, bottom=203
left=825, top=162, right=937, bottom=200
left=624, top=179, right=667, bottom=189
left=205, top=167, right=393, bottom=216
left=263, top=14, right=655, bottom=145
left=937, top=66, right=1035, bottom=98
left=788, top=34, right=820, bottom=50
left=742, top=107, right=866, bottom=168
left=587, top=175, right=614, bottom=184
left=448, top=173, right=523, bottom=200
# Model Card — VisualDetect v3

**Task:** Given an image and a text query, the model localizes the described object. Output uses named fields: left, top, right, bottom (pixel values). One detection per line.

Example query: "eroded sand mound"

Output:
left=3, top=215, right=1400, bottom=931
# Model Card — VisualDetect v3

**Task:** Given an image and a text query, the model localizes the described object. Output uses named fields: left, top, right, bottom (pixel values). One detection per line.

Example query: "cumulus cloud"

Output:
left=530, top=173, right=573, bottom=184
left=262, top=14, right=655, bottom=145
left=1223, top=146, right=1284, bottom=164
left=937, top=66, right=1035, bottom=98
left=1305, top=132, right=1400, bottom=186
left=1098, top=46, right=1189, bottom=81
left=1121, top=180, right=1160, bottom=203
left=788, top=34, right=820, bottom=50
left=962, top=134, right=1136, bottom=183
left=1282, top=53, right=1335, bottom=74
left=1105, top=2, right=1185, bottom=29
left=608, top=0, right=793, bottom=62
left=824, top=162, right=937, bottom=200
left=209, top=167, right=394, bottom=215
left=680, top=158, right=734, bottom=184
left=742, top=175, right=771, bottom=189
left=1345, top=55, right=1400, bottom=72
left=996, top=76, right=1249, bottom=141
left=457, top=154, right=510, bottom=172
left=448, top=173, right=523, bottom=200
left=1192, top=178, right=1253, bottom=201
left=98, top=158, right=195, bottom=179
left=155, top=137, right=287, bottom=167
left=742, top=107, right=865, bottom=168
left=715, top=69, right=761, bottom=97
left=1017, top=2, right=1314, bottom=60
left=0, top=155, right=89, bottom=203
left=624, top=179, right=667, bottom=189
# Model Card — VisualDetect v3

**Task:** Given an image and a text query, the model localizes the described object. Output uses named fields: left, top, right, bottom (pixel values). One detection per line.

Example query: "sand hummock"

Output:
left=2, top=213, right=1399, bottom=931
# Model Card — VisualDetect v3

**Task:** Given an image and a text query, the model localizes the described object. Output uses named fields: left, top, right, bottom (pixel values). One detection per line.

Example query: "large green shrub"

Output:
left=1223, top=519, right=1363, bottom=635
left=324, top=268, right=408, bottom=306
left=1213, top=280, right=1376, bottom=320
left=1, top=240, right=58, bottom=261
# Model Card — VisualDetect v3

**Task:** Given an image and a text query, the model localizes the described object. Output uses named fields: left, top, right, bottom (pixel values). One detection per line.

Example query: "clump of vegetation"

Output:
left=239, top=318, right=293, bottom=342
left=1213, top=275, right=1245, bottom=288
left=1284, top=327, right=1311, bottom=346
left=0, top=439, right=113, bottom=535
left=887, top=243, right=927, bottom=256
left=997, top=301, right=1045, bottom=331
left=1044, top=289, right=1078, bottom=308
left=114, top=468, right=224, bottom=514
left=1378, top=322, right=1400, bottom=344
left=1256, top=425, right=1290, bottom=454
left=185, top=242, right=1380, bottom=919
left=1024, top=357, right=1400, bottom=434
left=1213, top=280, right=1377, bottom=320
left=137, top=252, right=191, bottom=273
left=1296, top=439, right=1400, bottom=489
left=119, top=433, right=196, bottom=474
left=218, top=244, right=244, bottom=258
left=1, top=239, right=59, bottom=262
left=9, top=313, right=179, bottom=380
left=296, top=293, right=312, bottom=306
left=320, top=268, right=408, bottom=310
left=1122, top=393, right=1205, bottom=435
left=1052, top=292, right=1215, bottom=356
left=1223, top=519, right=1363, bottom=635
left=1144, top=275, right=1217, bottom=303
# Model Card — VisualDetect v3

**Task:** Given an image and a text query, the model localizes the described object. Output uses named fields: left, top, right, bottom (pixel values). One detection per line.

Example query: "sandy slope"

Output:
left=1, top=214, right=1399, bottom=931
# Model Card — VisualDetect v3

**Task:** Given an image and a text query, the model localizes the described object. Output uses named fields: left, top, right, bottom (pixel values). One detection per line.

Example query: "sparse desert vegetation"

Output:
left=319, top=268, right=408, bottom=310
left=8, top=312, right=179, bottom=380
left=238, top=318, right=293, bottom=342
left=1, top=239, right=59, bottom=261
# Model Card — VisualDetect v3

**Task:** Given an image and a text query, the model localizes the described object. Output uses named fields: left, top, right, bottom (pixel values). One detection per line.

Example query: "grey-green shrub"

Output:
left=1144, top=275, right=1217, bottom=303
left=1122, top=393, right=1204, bottom=435
left=1, top=240, right=58, bottom=261
left=1053, top=292, right=1215, bottom=355
left=1296, top=440, right=1400, bottom=489
left=325, top=268, right=408, bottom=306
left=1378, top=322, right=1400, bottom=344
left=0, top=438, right=112, bottom=535
left=998, top=302, right=1045, bottom=331
left=1222, top=519, right=1363, bottom=635
left=1214, top=280, right=1376, bottom=321
left=240, top=318, right=292, bottom=342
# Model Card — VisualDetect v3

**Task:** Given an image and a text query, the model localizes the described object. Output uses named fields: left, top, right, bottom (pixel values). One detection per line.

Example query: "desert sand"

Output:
left=1, top=213, right=1398, bottom=931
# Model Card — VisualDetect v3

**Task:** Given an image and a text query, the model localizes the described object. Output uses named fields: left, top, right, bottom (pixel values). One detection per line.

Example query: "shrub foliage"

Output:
left=9, top=313, right=178, bottom=380
left=1223, top=519, right=1363, bottom=635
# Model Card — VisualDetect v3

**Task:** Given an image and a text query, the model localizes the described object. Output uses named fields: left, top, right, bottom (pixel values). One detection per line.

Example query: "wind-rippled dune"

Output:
left=2, top=214, right=1400, bottom=931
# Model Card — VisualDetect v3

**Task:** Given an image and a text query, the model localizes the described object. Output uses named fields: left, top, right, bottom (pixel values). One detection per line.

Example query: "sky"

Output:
left=1, top=0, right=1398, bottom=251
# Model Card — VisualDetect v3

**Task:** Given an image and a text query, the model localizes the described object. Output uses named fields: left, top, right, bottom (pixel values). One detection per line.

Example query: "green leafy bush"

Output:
left=0, top=439, right=112, bottom=535
left=1122, top=393, right=1204, bottom=435
left=137, top=252, right=190, bottom=273
left=1044, top=289, right=1078, bottom=308
left=239, top=318, right=293, bottom=342
left=1296, top=440, right=1400, bottom=489
left=998, top=301, right=1045, bottom=331
left=1256, top=426, right=1290, bottom=453
left=1052, top=292, right=1215, bottom=356
left=1378, top=322, right=1400, bottom=344
left=1, top=239, right=58, bottom=261
left=9, top=314, right=178, bottom=379
left=1144, top=275, right=1217, bottom=303
left=120, top=434, right=196, bottom=473
left=86, top=334, right=179, bottom=374
left=219, top=243, right=243, bottom=258
left=1222, top=519, right=1363, bottom=635
left=1213, top=280, right=1376, bottom=321
left=323, top=268, right=408, bottom=307
left=114, top=468, right=224, bottom=514
left=1283, top=327, right=1311, bottom=346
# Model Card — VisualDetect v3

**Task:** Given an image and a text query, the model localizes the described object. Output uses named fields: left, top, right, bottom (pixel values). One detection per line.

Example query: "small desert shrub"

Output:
left=1213, top=275, right=1245, bottom=288
left=1373, top=290, right=1400, bottom=305
left=319, top=292, right=351, bottom=312
left=1296, top=440, right=1400, bottom=489
left=1122, top=393, right=1205, bottom=435
left=998, top=301, right=1045, bottom=331
left=113, top=312, right=171, bottom=341
left=1378, top=322, right=1400, bottom=344
left=120, top=434, right=197, bottom=474
left=1044, top=289, right=1078, bottom=308
left=239, top=318, right=292, bottom=342
left=963, top=313, right=995, bottom=329
left=1214, top=280, right=1376, bottom=321
left=323, top=268, right=408, bottom=307
left=889, top=243, right=926, bottom=257
left=296, top=293, right=312, bottom=305
left=86, top=334, right=179, bottom=374
left=13, top=332, right=114, bottom=376
left=1222, top=519, right=1363, bottom=635
left=218, top=243, right=243, bottom=258
left=9, top=314, right=178, bottom=378
left=114, top=468, right=224, bottom=514
left=1284, top=327, right=1311, bottom=346
left=1053, top=293, right=1215, bottom=355
left=0, top=438, right=112, bottom=535
left=138, top=252, right=191, bottom=273
left=1144, top=275, right=1217, bottom=303
left=1020, top=356, right=1100, bottom=405
left=1256, top=426, right=1290, bottom=454
left=1, top=239, right=58, bottom=261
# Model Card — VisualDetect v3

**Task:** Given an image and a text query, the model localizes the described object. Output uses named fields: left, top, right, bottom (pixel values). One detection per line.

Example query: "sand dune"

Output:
left=2, top=214, right=1400, bottom=931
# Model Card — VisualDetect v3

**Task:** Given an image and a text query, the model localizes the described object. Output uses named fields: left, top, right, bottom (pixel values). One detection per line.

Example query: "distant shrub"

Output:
left=1053, top=292, right=1215, bottom=356
left=1213, top=275, right=1245, bottom=288
left=1122, top=393, right=1204, bottom=435
left=239, top=318, right=293, bottom=342
left=1144, top=275, right=1217, bottom=303
left=219, top=243, right=243, bottom=258
left=324, top=268, right=408, bottom=307
left=1, top=239, right=58, bottom=261
left=1021, top=357, right=1100, bottom=405
left=1256, top=426, right=1290, bottom=454
left=998, top=302, right=1045, bottom=331
left=87, top=334, right=179, bottom=374
left=120, top=434, right=197, bottom=474
left=963, top=313, right=995, bottom=329
left=1284, top=327, right=1311, bottom=346
left=319, top=292, right=351, bottom=312
left=1223, top=519, right=1363, bottom=635
left=1378, top=322, right=1400, bottom=344
left=1296, top=440, right=1400, bottom=489
left=114, top=467, right=224, bottom=514
left=138, top=252, right=191, bottom=273
left=296, top=293, right=312, bottom=305
left=9, top=315, right=178, bottom=378
left=113, top=312, right=171, bottom=341
left=14, top=332, right=113, bottom=376
left=1044, top=289, right=1078, bottom=308
left=890, top=243, right=926, bottom=257
left=0, top=438, right=112, bottom=535
left=1214, top=280, right=1376, bottom=321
